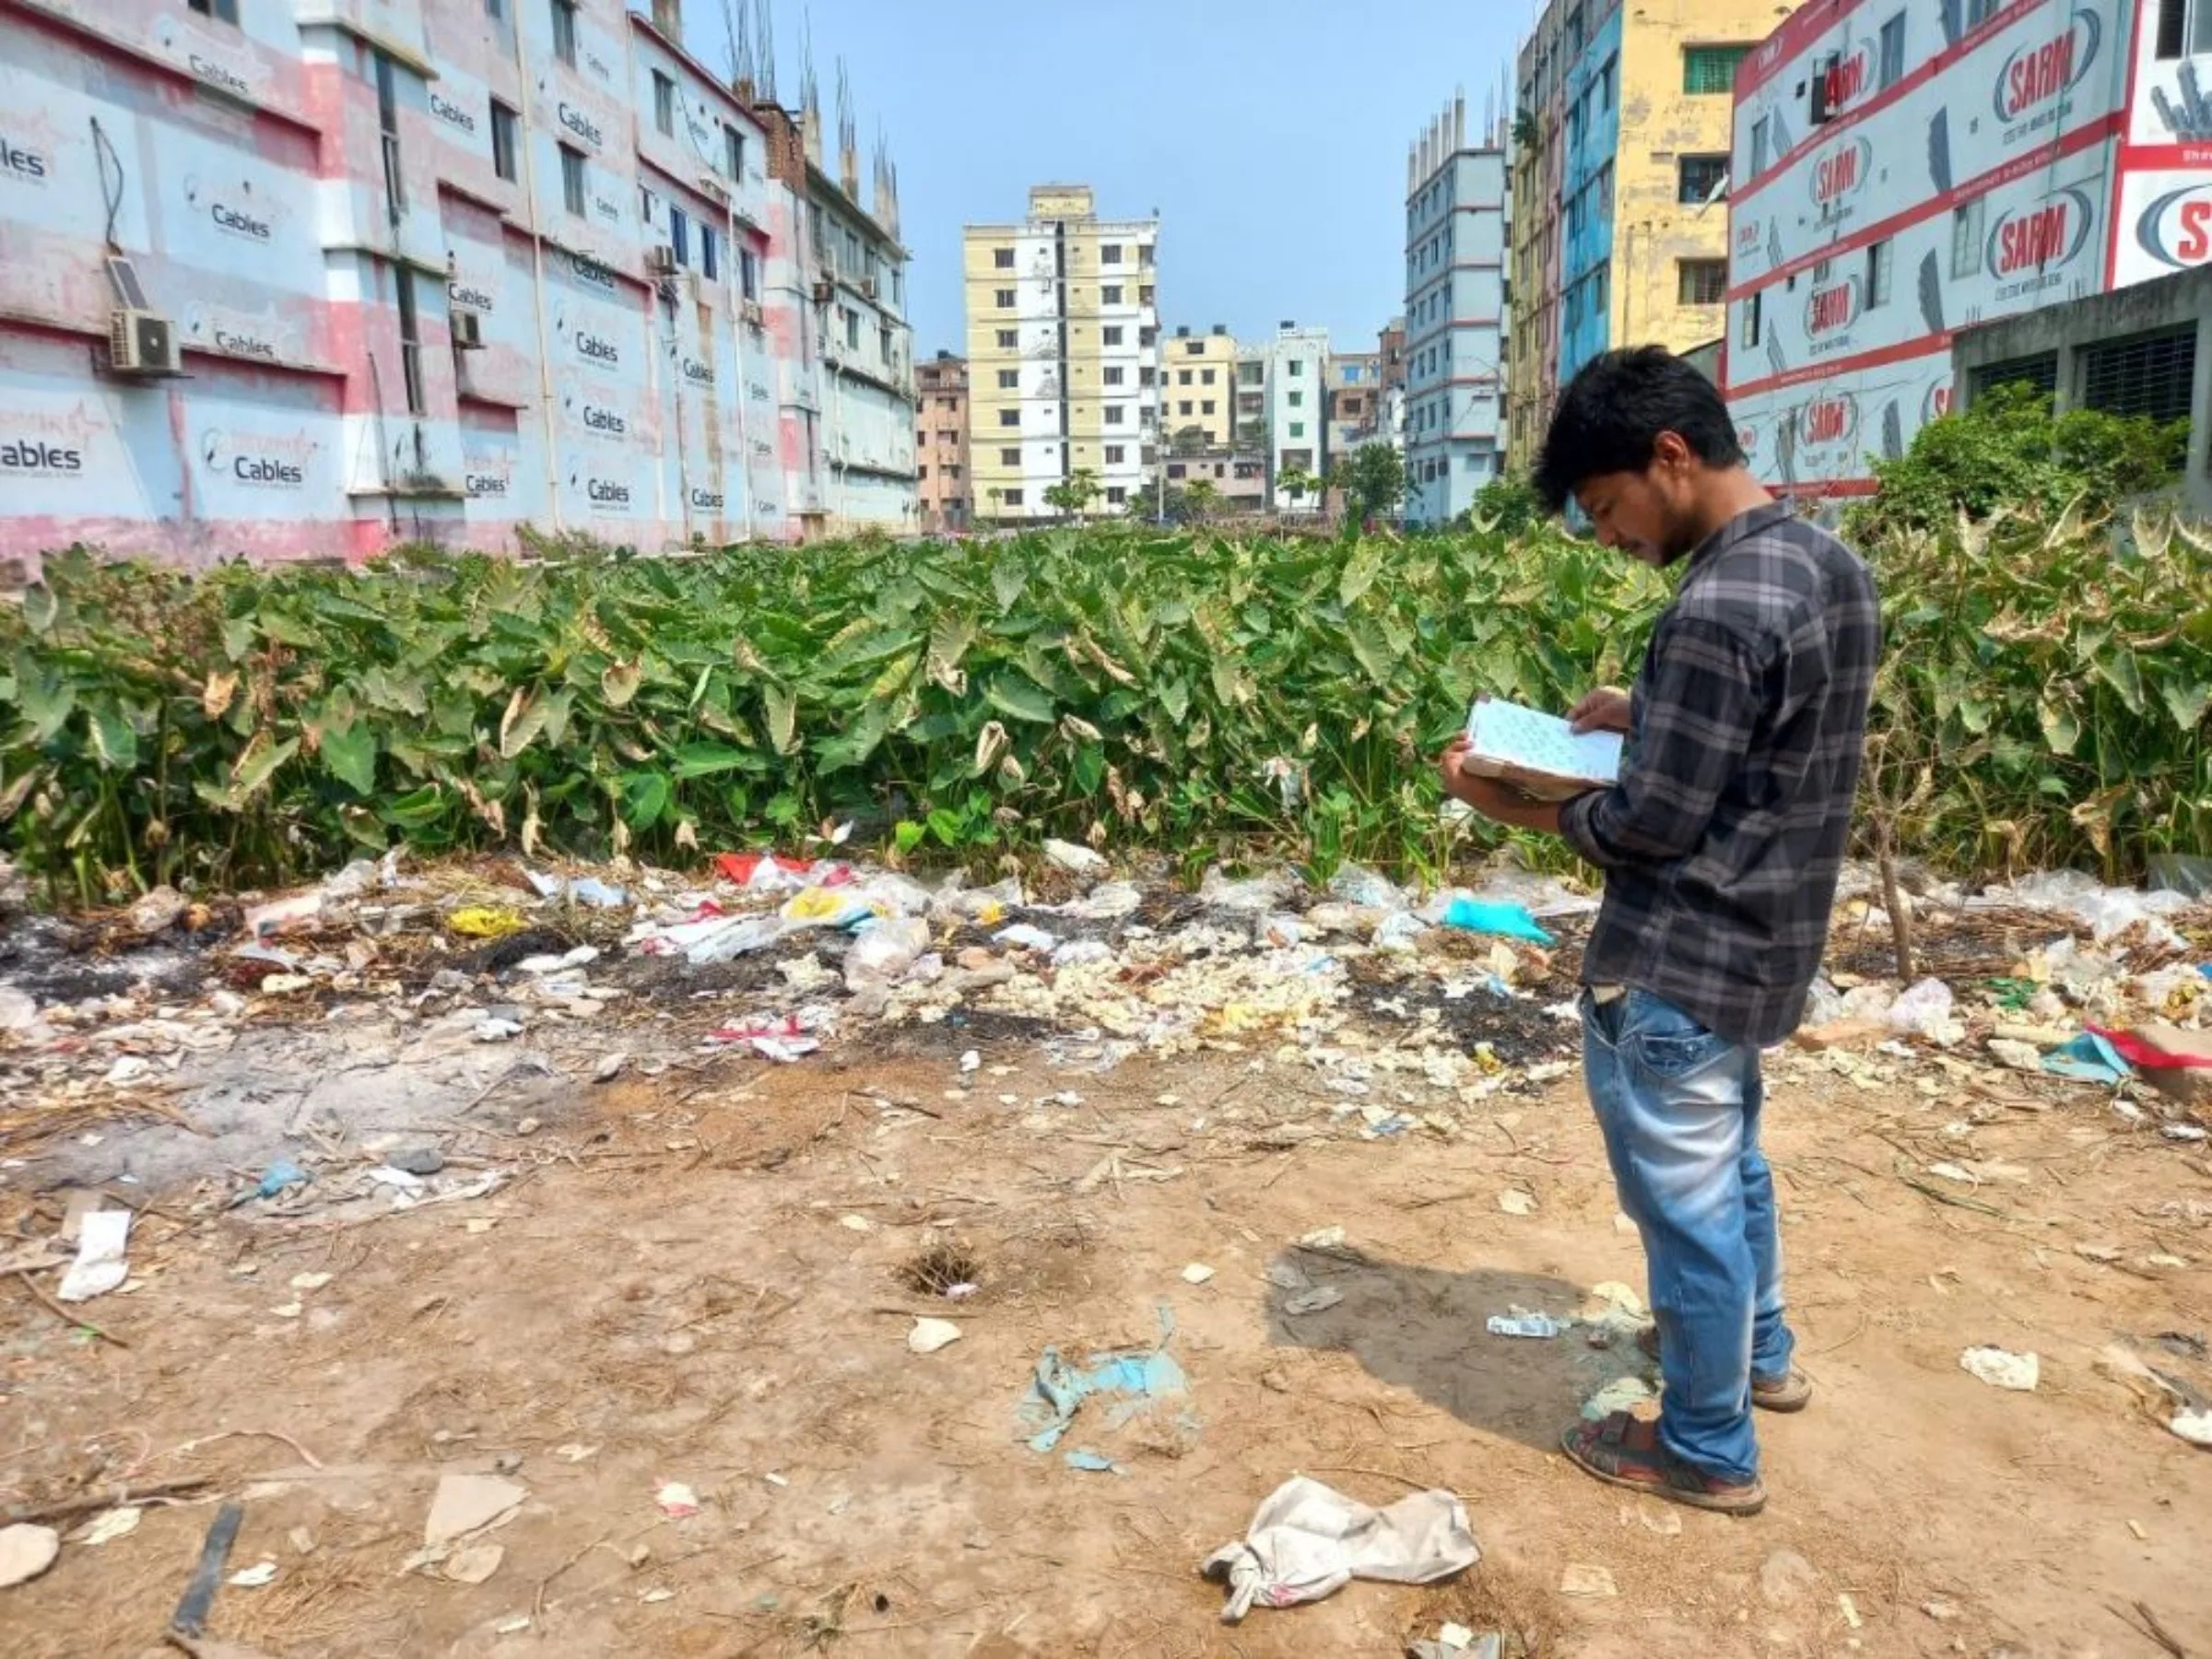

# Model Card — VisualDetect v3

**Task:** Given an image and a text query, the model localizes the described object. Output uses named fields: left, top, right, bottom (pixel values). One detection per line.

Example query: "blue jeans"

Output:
left=1583, top=988, right=1794, bottom=1485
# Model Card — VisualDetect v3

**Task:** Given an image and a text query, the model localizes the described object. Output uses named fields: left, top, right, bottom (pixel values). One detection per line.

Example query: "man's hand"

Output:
left=1440, top=737, right=1564, bottom=834
left=1569, top=686, right=1632, bottom=735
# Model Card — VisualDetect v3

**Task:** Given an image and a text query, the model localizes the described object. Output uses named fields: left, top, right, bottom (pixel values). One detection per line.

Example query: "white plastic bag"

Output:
left=1200, top=1476, right=1479, bottom=1623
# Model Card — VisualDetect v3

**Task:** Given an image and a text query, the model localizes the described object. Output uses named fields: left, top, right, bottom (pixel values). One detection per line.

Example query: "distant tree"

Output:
left=1472, top=472, right=1544, bottom=534
left=1171, top=425, right=1210, bottom=455
left=1277, top=465, right=1321, bottom=513
left=1182, top=477, right=1220, bottom=521
left=1329, top=443, right=1406, bottom=531
left=1043, top=468, right=1102, bottom=521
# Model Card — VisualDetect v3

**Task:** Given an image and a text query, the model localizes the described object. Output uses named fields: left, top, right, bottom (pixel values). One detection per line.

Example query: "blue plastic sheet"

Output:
left=1440, top=899, right=1556, bottom=947
left=2042, top=1031, right=2133, bottom=1086
left=1016, top=1302, right=1195, bottom=1454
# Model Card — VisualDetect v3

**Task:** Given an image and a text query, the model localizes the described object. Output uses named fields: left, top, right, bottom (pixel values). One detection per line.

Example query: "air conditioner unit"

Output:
left=861, top=276, right=878, bottom=300
left=645, top=243, right=679, bottom=276
left=109, top=307, right=180, bottom=376
left=812, top=278, right=834, bottom=303
left=741, top=300, right=764, bottom=327
left=450, top=310, right=486, bottom=349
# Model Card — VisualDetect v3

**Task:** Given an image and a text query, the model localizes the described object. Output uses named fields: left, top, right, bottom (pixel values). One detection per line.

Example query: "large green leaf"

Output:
left=13, top=665, right=75, bottom=741
left=602, top=660, right=643, bottom=707
left=2158, top=677, right=2210, bottom=734
left=671, top=741, right=755, bottom=778
left=762, top=682, right=797, bottom=754
left=620, top=769, right=672, bottom=829
left=983, top=670, right=1055, bottom=724
left=88, top=705, right=137, bottom=771
left=2093, top=646, right=2145, bottom=714
left=322, top=722, right=377, bottom=794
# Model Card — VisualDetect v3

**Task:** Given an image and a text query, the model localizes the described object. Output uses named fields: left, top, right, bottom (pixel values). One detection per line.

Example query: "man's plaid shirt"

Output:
left=1559, top=502, right=1881, bottom=1049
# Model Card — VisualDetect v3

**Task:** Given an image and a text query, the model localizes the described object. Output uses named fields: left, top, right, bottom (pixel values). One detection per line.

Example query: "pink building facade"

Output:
left=0, top=0, right=913, bottom=570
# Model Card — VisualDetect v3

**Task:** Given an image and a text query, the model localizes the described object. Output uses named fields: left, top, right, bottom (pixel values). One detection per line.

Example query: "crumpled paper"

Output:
left=1199, top=1476, right=1479, bottom=1622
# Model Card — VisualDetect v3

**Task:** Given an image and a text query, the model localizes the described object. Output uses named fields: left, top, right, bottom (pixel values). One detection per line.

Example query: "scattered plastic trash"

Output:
left=525, top=871, right=629, bottom=908
left=425, top=1475, right=527, bottom=1547
left=448, top=906, right=527, bottom=939
left=1326, top=863, right=1403, bottom=910
left=443, top=1544, right=505, bottom=1584
left=994, top=924, right=1059, bottom=953
left=1063, top=1449, right=1125, bottom=1475
left=56, top=1207, right=131, bottom=1302
left=1959, top=1346, right=2040, bottom=1391
left=1887, top=977, right=1961, bottom=1042
left=1486, top=1311, right=1564, bottom=1340
left=1044, top=839, right=1109, bottom=877
left=1199, top=1475, right=1479, bottom=1623
left=2041, top=1030, right=2133, bottom=1086
left=2093, top=1025, right=2212, bottom=1108
left=1182, top=1263, right=1216, bottom=1285
left=2147, top=853, right=2212, bottom=899
left=0, top=1524, right=60, bottom=1589
left=845, top=917, right=931, bottom=996
left=1282, top=1287, right=1345, bottom=1316
left=1440, top=899, right=1555, bottom=946
left=1374, top=912, right=1429, bottom=953
left=710, top=1015, right=820, bottom=1063
left=1016, top=1304, right=1194, bottom=1454
left=244, top=891, right=323, bottom=940
left=1498, top=1189, right=1536, bottom=1216
left=1197, top=866, right=1295, bottom=914
left=908, top=1318, right=962, bottom=1355
left=72, top=1507, right=142, bottom=1547
left=655, top=1482, right=700, bottom=1519
left=228, top=1561, right=279, bottom=1589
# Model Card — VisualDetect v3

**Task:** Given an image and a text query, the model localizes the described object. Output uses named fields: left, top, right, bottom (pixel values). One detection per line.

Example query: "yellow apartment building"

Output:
left=962, top=184, right=1160, bottom=520
left=1159, top=325, right=1238, bottom=449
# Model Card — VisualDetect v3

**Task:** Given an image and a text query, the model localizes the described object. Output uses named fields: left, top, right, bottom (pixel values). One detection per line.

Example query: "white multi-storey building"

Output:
left=1253, top=322, right=1331, bottom=511
left=1723, top=0, right=2212, bottom=497
left=1402, top=96, right=1510, bottom=527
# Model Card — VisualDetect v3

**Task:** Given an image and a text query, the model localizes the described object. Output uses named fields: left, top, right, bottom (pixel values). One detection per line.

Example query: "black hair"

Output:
left=1532, top=346, right=1747, bottom=512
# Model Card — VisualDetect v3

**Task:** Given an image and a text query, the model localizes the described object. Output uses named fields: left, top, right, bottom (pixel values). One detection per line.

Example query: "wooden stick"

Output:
left=16, top=1270, right=131, bottom=1348
left=6, top=1476, right=209, bottom=1527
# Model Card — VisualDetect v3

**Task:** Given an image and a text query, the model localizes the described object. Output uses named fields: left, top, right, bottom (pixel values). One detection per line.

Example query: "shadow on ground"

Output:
left=1265, top=1249, right=1647, bottom=1454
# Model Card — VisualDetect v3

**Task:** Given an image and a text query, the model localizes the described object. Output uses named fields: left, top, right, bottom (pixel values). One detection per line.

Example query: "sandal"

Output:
left=1560, top=1411, right=1767, bottom=1515
left=1636, top=1324, right=1815, bottom=1413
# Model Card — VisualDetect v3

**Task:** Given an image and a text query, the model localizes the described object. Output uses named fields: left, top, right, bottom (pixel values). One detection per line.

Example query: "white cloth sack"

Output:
left=1200, top=1476, right=1479, bottom=1622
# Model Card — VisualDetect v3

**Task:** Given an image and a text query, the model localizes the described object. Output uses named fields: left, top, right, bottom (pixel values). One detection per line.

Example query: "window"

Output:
left=1138, top=285, right=1154, bottom=305
left=1865, top=239, right=1893, bottom=307
left=1970, top=352, right=2059, bottom=401
left=1101, top=243, right=1122, bottom=264
left=997, top=370, right=1018, bottom=388
left=1102, top=325, right=1124, bottom=345
left=999, top=409, right=1019, bottom=427
left=559, top=144, right=586, bottom=215
left=1288, top=390, right=1303, bottom=407
left=1600, top=55, right=1617, bottom=111
left=1201, top=369, right=1216, bottom=384
left=1103, top=485, right=1125, bottom=506
left=1104, top=366, right=1124, bottom=385
left=1201, top=400, right=1216, bottom=414
left=1106, top=444, right=1125, bottom=464
left=947, top=465, right=962, bottom=480
left=996, top=328, right=1018, bottom=348
left=701, top=226, right=719, bottom=281
left=486, top=0, right=502, bottom=14
left=1138, top=244, right=1154, bottom=267
left=1105, top=406, right=1126, bottom=425
left=1967, top=0, right=2000, bottom=28
left=551, top=0, right=577, bottom=66
left=653, top=71, right=676, bottom=136
left=1000, top=447, right=1020, bottom=465
left=1878, top=12, right=1907, bottom=88
left=1678, top=154, right=1729, bottom=205
left=1749, top=114, right=1771, bottom=176
left=994, top=247, right=1015, bottom=268
left=669, top=206, right=689, bottom=266
left=1683, top=43, right=1751, bottom=95
left=1177, top=370, right=1193, bottom=385
left=2080, top=326, right=2197, bottom=422
left=845, top=309, right=860, bottom=350
left=1950, top=198, right=1985, bottom=277
left=724, top=124, right=746, bottom=180
left=2155, top=0, right=2212, bottom=55
left=1740, top=289, right=1762, bottom=347
left=917, top=465, right=928, bottom=481
left=1003, top=488, right=1024, bottom=506
left=1103, top=285, right=1124, bottom=304
left=189, top=0, right=241, bottom=20
left=491, top=100, right=519, bottom=182
left=1288, top=421, right=1305, bottom=437
left=995, top=288, right=1016, bottom=308
left=1178, top=400, right=1194, bottom=415
left=395, top=268, right=425, bottom=414
left=1678, top=259, right=1727, bottom=305
left=741, top=248, right=759, bottom=300
left=375, top=52, right=403, bottom=219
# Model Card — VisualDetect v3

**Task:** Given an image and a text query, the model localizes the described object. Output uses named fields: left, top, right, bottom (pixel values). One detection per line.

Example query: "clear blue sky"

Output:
left=721, top=0, right=1524, bottom=358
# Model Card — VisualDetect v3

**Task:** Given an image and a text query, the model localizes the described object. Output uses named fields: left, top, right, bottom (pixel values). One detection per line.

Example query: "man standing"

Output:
left=1441, top=347, right=1879, bottom=1515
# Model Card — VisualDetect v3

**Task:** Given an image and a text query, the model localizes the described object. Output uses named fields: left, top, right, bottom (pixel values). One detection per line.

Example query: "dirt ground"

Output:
left=4, top=1025, right=2210, bottom=1659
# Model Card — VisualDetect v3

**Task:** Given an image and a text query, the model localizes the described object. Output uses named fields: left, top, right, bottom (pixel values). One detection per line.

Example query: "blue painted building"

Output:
left=1557, top=3, right=1621, bottom=386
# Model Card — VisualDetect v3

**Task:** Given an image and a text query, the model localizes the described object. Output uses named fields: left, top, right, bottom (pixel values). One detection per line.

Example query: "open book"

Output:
left=1458, top=698, right=1623, bottom=803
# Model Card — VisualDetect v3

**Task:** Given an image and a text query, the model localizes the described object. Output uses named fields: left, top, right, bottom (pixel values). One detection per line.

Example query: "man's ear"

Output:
left=1651, top=430, right=1693, bottom=472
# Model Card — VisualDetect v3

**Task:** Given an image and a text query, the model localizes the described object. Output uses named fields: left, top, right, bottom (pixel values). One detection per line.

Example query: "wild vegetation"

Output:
left=2, top=501, right=2206, bottom=902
